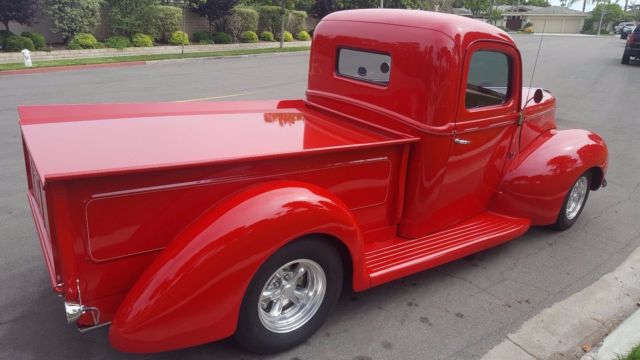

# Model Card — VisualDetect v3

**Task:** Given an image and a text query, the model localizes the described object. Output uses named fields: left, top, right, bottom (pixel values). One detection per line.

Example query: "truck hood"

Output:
left=20, top=100, right=416, bottom=185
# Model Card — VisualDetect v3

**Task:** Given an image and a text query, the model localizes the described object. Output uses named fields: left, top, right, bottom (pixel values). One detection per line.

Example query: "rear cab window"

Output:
left=337, top=48, right=391, bottom=86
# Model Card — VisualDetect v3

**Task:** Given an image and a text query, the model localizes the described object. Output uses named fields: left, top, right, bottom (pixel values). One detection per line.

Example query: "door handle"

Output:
left=454, top=138, right=472, bottom=145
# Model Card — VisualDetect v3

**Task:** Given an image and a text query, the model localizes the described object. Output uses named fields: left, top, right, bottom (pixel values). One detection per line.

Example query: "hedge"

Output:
left=67, top=33, right=98, bottom=49
left=241, top=30, right=259, bottom=43
left=295, top=30, right=310, bottom=41
left=257, top=6, right=307, bottom=35
left=131, top=33, right=154, bottom=47
left=21, top=32, right=46, bottom=49
left=106, top=35, right=131, bottom=49
left=260, top=30, right=274, bottom=41
left=214, top=32, right=233, bottom=44
left=168, top=31, right=189, bottom=45
left=4, top=35, right=35, bottom=52
left=138, top=5, right=181, bottom=40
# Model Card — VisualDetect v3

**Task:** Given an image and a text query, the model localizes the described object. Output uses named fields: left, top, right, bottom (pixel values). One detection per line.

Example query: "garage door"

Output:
left=543, top=19, right=563, bottom=33
left=563, top=19, right=582, bottom=33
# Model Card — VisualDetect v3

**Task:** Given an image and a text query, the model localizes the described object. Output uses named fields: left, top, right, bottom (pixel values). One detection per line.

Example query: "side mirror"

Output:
left=533, top=88, right=544, bottom=104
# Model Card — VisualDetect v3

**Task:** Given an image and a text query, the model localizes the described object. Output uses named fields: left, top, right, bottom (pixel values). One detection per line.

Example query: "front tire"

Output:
left=235, top=237, right=343, bottom=354
left=552, top=173, right=591, bottom=231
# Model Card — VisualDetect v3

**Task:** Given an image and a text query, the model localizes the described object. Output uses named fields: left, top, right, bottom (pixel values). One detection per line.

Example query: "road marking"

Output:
left=174, top=91, right=251, bottom=102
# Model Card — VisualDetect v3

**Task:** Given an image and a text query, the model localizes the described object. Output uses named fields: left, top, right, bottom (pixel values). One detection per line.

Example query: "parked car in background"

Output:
left=615, top=21, right=636, bottom=34
left=622, top=25, right=640, bottom=64
left=620, top=25, right=636, bottom=39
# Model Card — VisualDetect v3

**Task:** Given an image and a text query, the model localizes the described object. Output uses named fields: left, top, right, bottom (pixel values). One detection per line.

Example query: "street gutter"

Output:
left=482, top=245, right=640, bottom=360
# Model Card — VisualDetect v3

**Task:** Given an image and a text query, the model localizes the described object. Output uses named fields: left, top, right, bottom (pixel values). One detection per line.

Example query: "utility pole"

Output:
left=280, top=0, right=286, bottom=49
left=597, top=1, right=605, bottom=35
left=380, top=0, right=384, bottom=8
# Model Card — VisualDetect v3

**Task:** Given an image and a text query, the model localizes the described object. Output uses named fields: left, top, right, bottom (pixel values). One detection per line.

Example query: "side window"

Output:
left=337, top=48, right=391, bottom=86
left=465, top=51, right=511, bottom=109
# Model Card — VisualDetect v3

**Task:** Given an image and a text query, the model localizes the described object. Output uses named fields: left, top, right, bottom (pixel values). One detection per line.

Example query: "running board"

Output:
left=364, top=212, right=530, bottom=287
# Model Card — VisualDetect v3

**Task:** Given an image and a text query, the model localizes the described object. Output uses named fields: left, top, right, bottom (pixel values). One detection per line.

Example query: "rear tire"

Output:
left=622, top=51, right=631, bottom=64
left=235, top=237, right=343, bottom=354
left=552, top=172, right=591, bottom=231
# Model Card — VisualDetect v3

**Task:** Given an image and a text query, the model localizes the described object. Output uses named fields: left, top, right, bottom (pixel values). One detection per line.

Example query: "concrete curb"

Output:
left=582, top=309, right=640, bottom=360
left=482, top=246, right=640, bottom=360
left=0, top=49, right=310, bottom=76
left=0, top=61, right=146, bottom=76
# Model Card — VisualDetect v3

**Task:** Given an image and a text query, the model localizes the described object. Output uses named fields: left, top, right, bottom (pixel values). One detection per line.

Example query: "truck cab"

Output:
left=19, top=9, right=607, bottom=355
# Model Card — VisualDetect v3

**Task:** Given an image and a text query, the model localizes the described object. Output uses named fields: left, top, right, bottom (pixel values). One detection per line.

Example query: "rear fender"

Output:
left=109, top=181, right=363, bottom=353
left=492, top=129, right=608, bottom=225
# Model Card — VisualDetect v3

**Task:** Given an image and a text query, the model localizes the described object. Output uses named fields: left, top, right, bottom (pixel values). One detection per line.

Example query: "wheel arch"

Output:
left=492, top=129, right=608, bottom=225
left=109, top=181, right=366, bottom=353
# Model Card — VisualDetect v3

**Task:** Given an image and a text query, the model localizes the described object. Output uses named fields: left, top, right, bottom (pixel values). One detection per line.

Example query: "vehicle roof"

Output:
left=323, top=9, right=514, bottom=46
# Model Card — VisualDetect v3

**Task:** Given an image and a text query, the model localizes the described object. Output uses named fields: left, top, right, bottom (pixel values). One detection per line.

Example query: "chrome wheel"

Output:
left=566, top=176, right=588, bottom=220
left=258, top=259, right=326, bottom=333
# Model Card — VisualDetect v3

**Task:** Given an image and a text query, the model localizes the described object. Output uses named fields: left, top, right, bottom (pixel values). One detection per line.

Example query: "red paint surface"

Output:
left=19, top=9, right=609, bottom=354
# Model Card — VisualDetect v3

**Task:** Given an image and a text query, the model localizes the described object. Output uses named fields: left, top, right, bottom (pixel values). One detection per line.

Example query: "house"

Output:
left=497, top=5, right=589, bottom=33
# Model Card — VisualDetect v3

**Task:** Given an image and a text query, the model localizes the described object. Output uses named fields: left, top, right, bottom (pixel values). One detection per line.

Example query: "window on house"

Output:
left=465, top=51, right=511, bottom=109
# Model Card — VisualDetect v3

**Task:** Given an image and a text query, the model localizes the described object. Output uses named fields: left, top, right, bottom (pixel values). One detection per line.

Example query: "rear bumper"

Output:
left=626, top=46, right=640, bottom=57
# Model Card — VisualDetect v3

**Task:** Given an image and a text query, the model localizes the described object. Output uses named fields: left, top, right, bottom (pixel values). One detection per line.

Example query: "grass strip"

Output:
left=0, top=46, right=310, bottom=72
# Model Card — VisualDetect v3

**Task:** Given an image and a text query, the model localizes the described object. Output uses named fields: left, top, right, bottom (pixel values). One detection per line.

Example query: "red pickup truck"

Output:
left=20, top=9, right=608, bottom=355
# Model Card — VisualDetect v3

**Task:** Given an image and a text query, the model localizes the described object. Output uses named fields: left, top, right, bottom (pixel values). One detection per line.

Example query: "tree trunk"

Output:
left=280, top=6, right=285, bottom=49
left=582, top=0, right=586, bottom=12
left=2, top=20, right=9, bottom=32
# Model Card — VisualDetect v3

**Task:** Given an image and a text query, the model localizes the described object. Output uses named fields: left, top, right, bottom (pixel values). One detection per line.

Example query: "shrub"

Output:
left=192, top=31, right=212, bottom=43
left=295, top=30, right=310, bottom=41
left=240, top=31, right=258, bottom=43
left=67, top=33, right=98, bottom=49
left=138, top=5, right=181, bottom=40
left=283, top=31, right=293, bottom=42
left=287, top=10, right=307, bottom=34
left=106, top=35, right=131, bottom=49
left=107, top=0, right=157, bottom=36
left=21, top=32, right=46, bottom=49
left=260, top=30, right=274, bottom=41
left=214, top=32, right=233, bottom=44
left=522, top=26, right=534, bottom=33
left=215, top=7, right=259, bottom=41
left=523, top=21, right=534, bottom=29
left=257, top=5, right=282, bottom=34
left=95, top=41, right=106, bottom=48
left=4, top=35, right=35, bottom=52
left=0, top=30, right=14, bottom=50
left=168, top=31, right=189, bottom=45
left=43, top=0, right=102, bottom=40
left=131, top=33, right=154, bottom=47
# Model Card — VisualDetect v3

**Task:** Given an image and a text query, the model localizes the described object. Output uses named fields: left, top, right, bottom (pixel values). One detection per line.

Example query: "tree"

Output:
left=105, top=0, right=158, bottom=35
left=43, top=0, right=102, bottom=40
left=591, top=2, right=625, bottom=29
left=568, top=0, right=592, bottom=12
left=0, top=0, right=39, bottom=31
left=464, top=0, right=489, bottom=16
left=526, top=0, right=550, bottom=6
left=188, top=0, right=240, bottom=28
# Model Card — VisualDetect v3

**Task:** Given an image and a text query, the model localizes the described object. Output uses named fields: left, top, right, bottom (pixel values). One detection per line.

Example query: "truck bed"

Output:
left=20, top=100, right=416, bottom=185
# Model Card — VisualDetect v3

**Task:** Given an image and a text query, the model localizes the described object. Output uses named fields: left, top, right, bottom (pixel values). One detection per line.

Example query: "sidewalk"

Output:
left=0, top=41, right=311, bottom=64
left=482, top=246, right=640, bottom=360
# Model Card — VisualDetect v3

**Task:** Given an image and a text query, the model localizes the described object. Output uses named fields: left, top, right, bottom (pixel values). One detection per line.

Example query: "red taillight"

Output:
left=628, top=34, right=636, bottom=44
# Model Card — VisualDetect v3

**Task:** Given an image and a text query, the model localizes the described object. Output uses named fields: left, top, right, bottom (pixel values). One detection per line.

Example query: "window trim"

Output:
left=335, top=46, right=392, bottom=87
left=456, top=41, right=521, bottom=124
left=465, top=50, right=513, bottom=110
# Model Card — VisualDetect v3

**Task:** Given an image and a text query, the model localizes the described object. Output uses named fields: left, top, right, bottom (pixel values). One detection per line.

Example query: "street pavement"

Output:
left=0, top=34, right=639, bottom=360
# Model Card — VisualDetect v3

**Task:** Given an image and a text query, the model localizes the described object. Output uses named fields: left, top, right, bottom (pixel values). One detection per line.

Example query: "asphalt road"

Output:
left=1, top=34, right=639, bottom=360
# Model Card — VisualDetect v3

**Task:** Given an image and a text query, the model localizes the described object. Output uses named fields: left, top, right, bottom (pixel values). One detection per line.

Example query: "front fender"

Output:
left=109, top=181, right=363, bottom=353
left=492, top=129, right=608, bottom=225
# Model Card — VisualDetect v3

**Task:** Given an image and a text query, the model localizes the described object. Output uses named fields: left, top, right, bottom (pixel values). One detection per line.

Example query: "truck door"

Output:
left=436, top=41, right=522, bottom=227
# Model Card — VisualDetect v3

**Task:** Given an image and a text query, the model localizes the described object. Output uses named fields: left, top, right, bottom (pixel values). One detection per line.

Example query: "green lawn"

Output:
left=616, top=343, right=640, bottom=360
left=0, top=46, right=311, bottom=72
